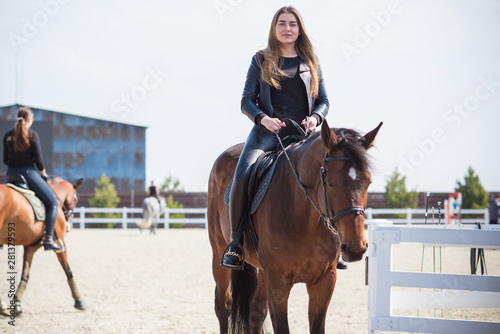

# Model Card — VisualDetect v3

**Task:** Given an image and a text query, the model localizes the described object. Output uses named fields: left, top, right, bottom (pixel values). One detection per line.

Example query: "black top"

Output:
left=2, top=129, right=45, bottom=170
left=149, top=186, right=158, bottom=196
left=270, top=56, right=309, bottom=125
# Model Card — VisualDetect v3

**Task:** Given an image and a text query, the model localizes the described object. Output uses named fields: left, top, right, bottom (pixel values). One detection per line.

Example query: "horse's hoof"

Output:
left=0, top=301, right=9, bottom=317
left=74, top=299, right=86, bottom=310
left=15, top=302, right=22, bottom=316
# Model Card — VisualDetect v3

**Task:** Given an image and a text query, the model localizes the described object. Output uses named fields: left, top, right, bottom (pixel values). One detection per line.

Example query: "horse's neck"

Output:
left=293, top=137, right=324, bottom=187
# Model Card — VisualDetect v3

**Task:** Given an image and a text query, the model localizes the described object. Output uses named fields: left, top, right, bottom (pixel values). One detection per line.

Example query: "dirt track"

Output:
left=0, top=228, right=498, bottom=334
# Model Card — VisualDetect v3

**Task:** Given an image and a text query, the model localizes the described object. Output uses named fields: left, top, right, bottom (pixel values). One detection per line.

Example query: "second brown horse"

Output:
left=0, top=177, right=84, bottom=315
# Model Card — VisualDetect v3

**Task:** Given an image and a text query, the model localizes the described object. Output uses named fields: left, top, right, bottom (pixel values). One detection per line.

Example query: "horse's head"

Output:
left=316, top=120, right=382, bottom=262
left=49, top=177, right=83, bottom=228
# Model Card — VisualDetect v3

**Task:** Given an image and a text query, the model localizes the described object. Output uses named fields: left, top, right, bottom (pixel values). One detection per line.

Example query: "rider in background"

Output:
left=2, top=106, right=63, bottom=252
left=147, top=180, right=160, bottom=204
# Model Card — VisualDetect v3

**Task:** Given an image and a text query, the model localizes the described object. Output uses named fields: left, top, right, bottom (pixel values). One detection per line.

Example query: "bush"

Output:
left=89, top=174, right=120, bottom=228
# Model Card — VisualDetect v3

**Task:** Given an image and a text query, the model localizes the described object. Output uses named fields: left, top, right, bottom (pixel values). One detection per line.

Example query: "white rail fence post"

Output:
left=121, top=207, right=128, bottom=229
left=367, top=223, right=500, bottom=334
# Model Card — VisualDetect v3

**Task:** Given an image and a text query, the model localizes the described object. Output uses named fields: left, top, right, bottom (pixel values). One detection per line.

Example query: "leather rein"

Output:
left=54, top=189, right=78, bottom=221
left=275, top=131, right=366, bottom=234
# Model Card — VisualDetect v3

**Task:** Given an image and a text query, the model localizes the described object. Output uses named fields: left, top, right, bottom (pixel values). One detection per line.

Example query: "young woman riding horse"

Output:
left=1, top=107, right=85, bottom=314
left=2, top=106, right=63, bottom=251
left=222, top=5, right=339, bottom=269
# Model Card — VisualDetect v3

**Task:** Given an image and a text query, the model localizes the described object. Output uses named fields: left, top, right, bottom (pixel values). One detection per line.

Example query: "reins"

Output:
left=274, top=131, right=366, bottom=234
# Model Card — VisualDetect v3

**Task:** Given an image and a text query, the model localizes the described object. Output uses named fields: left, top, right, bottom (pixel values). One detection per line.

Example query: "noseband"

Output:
left=276, top=133, right=366, bottom=234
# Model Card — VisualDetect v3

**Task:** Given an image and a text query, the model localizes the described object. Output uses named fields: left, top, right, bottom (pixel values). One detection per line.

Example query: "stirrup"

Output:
left=220, top=242, right=245, bottom=270
left=43, top=236, right=65, bottom=253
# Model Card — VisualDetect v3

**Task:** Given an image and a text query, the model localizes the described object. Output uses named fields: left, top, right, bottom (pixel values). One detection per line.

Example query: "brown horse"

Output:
left=208, top=120, right=382, bottom=333
left=0, top=177, right=84, bottom=316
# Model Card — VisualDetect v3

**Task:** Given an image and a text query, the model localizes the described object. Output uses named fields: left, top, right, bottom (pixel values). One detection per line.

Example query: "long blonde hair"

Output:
left=258, top=6, right=319, bottom=97
left=13, top=106, right=33, bottom=152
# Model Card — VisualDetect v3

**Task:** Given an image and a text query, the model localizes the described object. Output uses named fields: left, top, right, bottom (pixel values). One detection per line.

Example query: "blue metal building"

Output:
left=0, top=104, right=146, bottom=192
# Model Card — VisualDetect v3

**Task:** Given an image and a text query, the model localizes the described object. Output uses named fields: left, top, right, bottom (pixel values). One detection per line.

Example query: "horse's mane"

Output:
left=332, top=127, right=372, bottom=173
left=50, top=176, right=65, bottom=183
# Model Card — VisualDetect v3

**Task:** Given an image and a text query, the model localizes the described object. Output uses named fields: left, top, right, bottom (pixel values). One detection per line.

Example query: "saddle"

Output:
left=5, top=174, right=46, bottom=221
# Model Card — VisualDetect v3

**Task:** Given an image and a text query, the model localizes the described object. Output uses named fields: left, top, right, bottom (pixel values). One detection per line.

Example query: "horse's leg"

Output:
left=306, top=270, right=336, bottom=334
left=212, top=255, right=231, bottom=333
left=14, top=244, right=42, bottom=314
left=0, top=297, right=8, bottom=317
left=55, top=247, right=85, bottom=310
left=266, top=272, right=292, bottom=334
left=249, top=270, right=268, bottom=334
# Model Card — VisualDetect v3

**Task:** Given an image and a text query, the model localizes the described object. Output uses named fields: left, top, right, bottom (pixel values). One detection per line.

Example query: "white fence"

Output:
left=72, top=207, right=207, bottom=229
left=365, top=208, right=489, bottom=225
left=70, top=207, right=490, bottom=229
left=367, top=221, right=500, bottom=333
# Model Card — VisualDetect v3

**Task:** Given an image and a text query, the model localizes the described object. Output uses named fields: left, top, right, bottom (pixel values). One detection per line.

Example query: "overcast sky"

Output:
left=1, top=0, right=499, bottom=194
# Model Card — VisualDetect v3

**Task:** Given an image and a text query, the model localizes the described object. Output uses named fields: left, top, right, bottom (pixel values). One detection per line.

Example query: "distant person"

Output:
left=147, top=180, right=160, bottom=203
left=489, top=194, right=500, bottom=224
left=2, top=106, right=63, bottom=251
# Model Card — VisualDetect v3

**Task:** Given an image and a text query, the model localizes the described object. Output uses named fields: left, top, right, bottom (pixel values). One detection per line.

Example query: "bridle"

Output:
left=54, top=188, right=78, bottom=221
left=319, top=152, right=366, bottom=232
left=63, top=190, right=78, bottom=221
left=276, top=132, right=366, bottom=234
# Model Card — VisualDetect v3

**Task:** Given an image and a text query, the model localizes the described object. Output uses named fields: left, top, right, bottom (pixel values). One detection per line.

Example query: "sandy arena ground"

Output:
left=0, top=228, right=498, bottom=334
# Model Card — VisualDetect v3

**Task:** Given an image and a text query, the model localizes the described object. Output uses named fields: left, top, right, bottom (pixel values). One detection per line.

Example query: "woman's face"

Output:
left=26, top=117, right=34, bottom=128
left=275, top=12, right=300, bottom=48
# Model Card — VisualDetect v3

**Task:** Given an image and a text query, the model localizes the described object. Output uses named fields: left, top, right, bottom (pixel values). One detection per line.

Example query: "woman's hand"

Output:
left=40, top=169, right=49, bottom=182
left=261, top=116, right=285, bottom=133
left=301, top=116, right=318, bottom=133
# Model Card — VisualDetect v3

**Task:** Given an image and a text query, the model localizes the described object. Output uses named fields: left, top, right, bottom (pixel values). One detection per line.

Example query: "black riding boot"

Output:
left=337, top=256, right=348, bottom=270
left=43, top=223, right=65, bottom=252
left=222, top=125, right=279, bottom=269
left=221, top=230, right=244, bottom=269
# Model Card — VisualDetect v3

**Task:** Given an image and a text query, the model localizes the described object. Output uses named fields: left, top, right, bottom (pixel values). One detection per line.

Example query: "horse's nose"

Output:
left=340, top=243, right=367, bottom=262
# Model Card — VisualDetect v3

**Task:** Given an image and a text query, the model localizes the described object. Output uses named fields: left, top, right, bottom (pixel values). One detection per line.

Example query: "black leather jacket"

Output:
left=241, top=53, right=329, bottom=125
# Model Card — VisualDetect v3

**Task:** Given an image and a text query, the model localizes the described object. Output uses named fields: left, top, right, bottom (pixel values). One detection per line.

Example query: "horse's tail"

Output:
left=230, top=263, right=258, bottom=334
left=137, top=199, right=154, bottom=229
left=136, top=215, right=153, bottom=229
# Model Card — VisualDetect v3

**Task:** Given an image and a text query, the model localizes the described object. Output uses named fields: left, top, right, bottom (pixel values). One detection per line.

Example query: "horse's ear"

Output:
left=321, top=119, right=340, bottom=149
left=362, top=122, right=383, bottom=149
left=74, top=178, right=83, bottom=190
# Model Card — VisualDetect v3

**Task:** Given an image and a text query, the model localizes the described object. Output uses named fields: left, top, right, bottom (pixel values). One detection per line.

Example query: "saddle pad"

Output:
left=6, top=183, right=46, bottom=221
left=224, top=154, right=279, bottom=214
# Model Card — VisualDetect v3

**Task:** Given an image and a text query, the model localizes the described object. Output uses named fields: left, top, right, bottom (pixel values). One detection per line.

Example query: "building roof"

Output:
left=0, top=104, right=148, bottom=128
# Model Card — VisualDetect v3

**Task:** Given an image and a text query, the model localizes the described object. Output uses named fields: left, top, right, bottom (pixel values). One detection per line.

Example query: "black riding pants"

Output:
left=7, top=166, right=59, bottom=236
left=229, top=125, right=279, bottom=240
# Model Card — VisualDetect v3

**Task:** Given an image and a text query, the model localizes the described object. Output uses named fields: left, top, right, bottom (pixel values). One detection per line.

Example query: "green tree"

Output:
left=384, top=168, right=419, bottom=209
left=166, top=194, right=185, bottom=228
left=158, top=174, right=185, bottom=227
left=455, top=166, right=488, bottom=209
left=161, top=174, right=185, bottom=193
left=89, top=174, right=120, bottom=228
